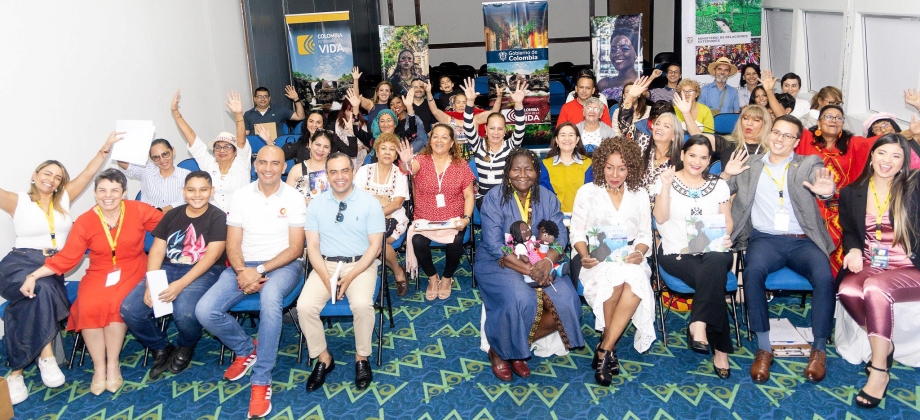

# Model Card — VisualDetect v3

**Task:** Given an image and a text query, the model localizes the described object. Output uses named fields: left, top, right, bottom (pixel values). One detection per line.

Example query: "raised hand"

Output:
left=905, top=88, right=920, bottom=111
left=424, top=81, right=433, bottom=95
left=171, top=90, right=181, bottom=113
left=461, top=77, right=478, bottom=106
left=403, top=89, right=415, bottom=114
left=911, top=115, right=920, bottom=136
left=398, top=138, right=415, bottom=164
left=659, top=166, right=675, bottom=187
left=803, top=167, right=835, bottom=196
left=351, top=66, right=362, bottom=82
left=284, top=85, right=300, bottom=101
left=255, top=124, right=272, bottom=142
left=494, top=83, right=504, bottom=97
left=345, top=89, right=362, bottom=109
left=673, top=92, right=692, bottom=115
left=225, top=90, right=243, bottom=114
left=842, top=249, right=863, bottom=273
left=625, top=76, right=651, bottom=100
left=722, top=147, right=751, bottom=177
left=510, top=80, right=529, bottom=105
left=759, top=69, right=777, bottom=92
left=651, top=68, right=663, bottom=79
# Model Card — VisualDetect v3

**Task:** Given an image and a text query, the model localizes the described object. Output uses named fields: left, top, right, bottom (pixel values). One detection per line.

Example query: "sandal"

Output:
left=855, top=365, right=890, bottom=408
left=425, top=276, right=440, bottom=301
left=394, top=267, right=409, bottom=297
left=438, top=277, right=453, bottom=300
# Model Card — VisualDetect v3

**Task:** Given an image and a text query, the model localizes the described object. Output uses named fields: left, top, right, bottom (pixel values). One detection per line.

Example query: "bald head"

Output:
left=254, top=145, right=286, bottom=188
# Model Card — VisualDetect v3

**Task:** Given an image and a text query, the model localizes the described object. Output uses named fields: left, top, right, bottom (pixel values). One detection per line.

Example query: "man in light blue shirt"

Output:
left=699, top=57, right=740, bottom=115
left=298, top=152, right=385, bottom=393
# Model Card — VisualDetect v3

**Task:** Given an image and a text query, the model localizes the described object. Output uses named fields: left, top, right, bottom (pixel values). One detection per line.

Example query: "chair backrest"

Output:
left=634, top=119, right=652, bottom=137
left=247, top=135, right=267, bottom=154
left=713, top=113, right=740, bottom=135
left=609, top=103, right=620, bottom=121
left=474, top=76, right=489, bottom=95
left=549, top=81, right=566, bottom=116
left=177, top=158, right=200, bottom=172
left=708, top=160, right=723, bottom=176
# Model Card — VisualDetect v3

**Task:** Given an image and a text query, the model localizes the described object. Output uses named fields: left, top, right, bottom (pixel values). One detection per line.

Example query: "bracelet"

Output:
left=543, top=257, right=554, bottom=264
left=236, top=119, right=243, bottom=122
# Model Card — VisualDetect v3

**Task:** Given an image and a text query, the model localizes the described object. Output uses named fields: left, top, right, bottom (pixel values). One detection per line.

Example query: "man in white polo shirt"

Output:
left=195, top=146, right=306, bottom=418
left=298, top=152, right=385, bottom=392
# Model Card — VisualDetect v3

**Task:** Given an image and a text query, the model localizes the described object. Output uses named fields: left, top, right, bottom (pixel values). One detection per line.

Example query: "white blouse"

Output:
left=12, top=191, right=73, bottom=250
left=188, top=137, right=252, bottom=212
left=652, top=176, right=730, bottom=255
left=569, top=183, right=652, bottom=257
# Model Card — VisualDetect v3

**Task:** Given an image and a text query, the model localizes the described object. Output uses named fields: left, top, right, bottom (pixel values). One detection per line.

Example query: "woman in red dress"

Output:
left=24, top=169, right=162, bottom=395
left=796, top=105, right=875, bottom=275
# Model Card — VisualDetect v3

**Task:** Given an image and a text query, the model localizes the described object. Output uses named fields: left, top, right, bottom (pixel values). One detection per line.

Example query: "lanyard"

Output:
left=513, top=190, right=531, bottom=224
left=763, top=163, right=791, bottom=208
left=37, top=201, right=57, bottom=249
left=869, top=178, right=890, bottom=241
left=434, top=160, right=448, bottom=194
left=95, top=202, right=126, bottom=266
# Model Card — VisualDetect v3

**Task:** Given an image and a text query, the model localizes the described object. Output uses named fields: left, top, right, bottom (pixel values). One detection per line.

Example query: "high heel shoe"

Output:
left=594, top=347, right=619, bottom=386
left=90, top=380, right=106, bottom=396
left=855, top=365, right=890, bottom=408
left=865, top=345, right=895, bottom=376
left=105, top=377, right=123, bottom=393
left=591, top=342, right=602, bottom=370
left=713, top=357, right=731, bottom=379
left=686, top=328, right=710, bottom=354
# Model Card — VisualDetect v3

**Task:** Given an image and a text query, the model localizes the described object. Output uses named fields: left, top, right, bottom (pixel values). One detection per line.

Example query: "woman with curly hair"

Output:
left=569, top=136, right=655, bottom=386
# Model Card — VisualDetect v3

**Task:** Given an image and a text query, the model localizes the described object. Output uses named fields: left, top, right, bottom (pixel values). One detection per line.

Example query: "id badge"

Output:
left=871, top=245, right=890, bottom=269
left=105, top=269, right=122, bottom=287
left=774, top=207, right=790, bottom=232
left=435, top=194, right=446, bottom=208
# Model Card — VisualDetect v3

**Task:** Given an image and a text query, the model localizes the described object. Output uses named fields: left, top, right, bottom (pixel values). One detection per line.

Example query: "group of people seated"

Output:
left=2, top=59, right=920, bottom=417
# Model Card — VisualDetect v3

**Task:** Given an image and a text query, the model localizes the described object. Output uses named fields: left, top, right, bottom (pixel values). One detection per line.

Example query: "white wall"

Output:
left=380, top=0, right=607, bottom=67
left=0, top=1, right=251, bottom=332
left=761, top=0, right=920, bottom=132
left=653, top=0, right=676, bottom=56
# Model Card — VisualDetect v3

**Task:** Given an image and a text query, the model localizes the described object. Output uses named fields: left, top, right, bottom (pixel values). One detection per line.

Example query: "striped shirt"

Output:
left=123, top=163, right=190, bottom=208
left=464, top=106, right=525, bottom=197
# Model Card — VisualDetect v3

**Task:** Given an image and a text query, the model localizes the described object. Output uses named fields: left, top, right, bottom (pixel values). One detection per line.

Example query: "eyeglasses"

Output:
left=666, top=70, right=681, bottom=75
left=335, top=201, right=347, bottom=223
left=770, top=129, right=798, bottom=142
left=822, top=114, right=845, bottom=123
left=150, top=150, right=172, bottom=162
left=873, top=121, right=892, bottom=130
left=585, top=106, right=602, bottom=112
left=213, top=144, right=235, bottom=152
left=680, top=90, right=697, bottom=95
left=254, top=95, right=270, bottom=99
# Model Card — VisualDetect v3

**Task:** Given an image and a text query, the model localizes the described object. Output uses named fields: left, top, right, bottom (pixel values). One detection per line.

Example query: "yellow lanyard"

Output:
left=869, top=178, right=890, bottom=241
left=513, top=190, right=531, bottom=224
left=37, top=200, right=57, bottom=249
left=763, top=163, right=791, bottom=208
left=95, top=202, right=125, bottom=266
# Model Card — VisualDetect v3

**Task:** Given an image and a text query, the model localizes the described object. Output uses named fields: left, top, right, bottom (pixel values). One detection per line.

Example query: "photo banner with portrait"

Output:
left=681, top=0, right=762, bottom=81
left=285, top=12, right=354, bottom=111
left=483, top=1, right=551, bottom=145
left=379, top=24, right=429, bottom=97
left=590, top=15, right=643, bottom=102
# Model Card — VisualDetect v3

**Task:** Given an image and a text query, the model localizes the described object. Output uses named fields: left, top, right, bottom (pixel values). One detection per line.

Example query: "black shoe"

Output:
left=594, top=346, right=619, bottom=386
left=306, top=355, right=335, bottom=392
left=355, top=360, right=373, bottom=390
left=148, top=344, right=175, bottom=379
left=591, top=342, right=602, bottom=370
left=855, top=364, right=890, bottom=409
left=713, top=357, right=730, bottom=379
left=864, top=345, right=895, bottom=376
left=168, top=345, right=196, bottom=374
left=686, top=328, right=710, bottom=354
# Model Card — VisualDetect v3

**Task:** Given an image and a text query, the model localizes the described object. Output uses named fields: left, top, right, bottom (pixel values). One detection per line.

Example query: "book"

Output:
left=414, top=219, right=460, bottom=231
left=586, top=225, right=630, bottom=263
left=308, top=170, right=328, bottom=198
left=253, top=122, right=278, bottom=142
left=684, top=214, right=729, bottom=253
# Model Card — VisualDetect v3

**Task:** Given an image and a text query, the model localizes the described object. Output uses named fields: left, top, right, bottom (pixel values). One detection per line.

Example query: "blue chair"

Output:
left=474, top=76, right=489, bottom=95
left=420, top=225, right=476, bottom=290
left=634, top=119, right=652, bottom=137
left=177, top=158, right=200, bottom=172
left=247, top=135, right=267, bottom=154
left=713, top=113, right=740, bottom=135
left=736, top=257, right=814, bottom=340
left=708, top=161, right=722, bottom=176
left=609, top=103, right=620, bottom=121
left=468, top=160, right=482, bottom=227
left=549, top=81, right=566, bottom=119
left=275, top=135, right=299, bottom=146
left=135, top=192, right=156, bottom=253
left=218, top=271, right=308, bottom=364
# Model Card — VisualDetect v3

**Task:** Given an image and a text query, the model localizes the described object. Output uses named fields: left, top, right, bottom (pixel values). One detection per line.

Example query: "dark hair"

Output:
left=150, top=138, right=173, bottom=151
left=537, top=219, right=559, bottom=238
left=869, top=118, right=902, bottom=136
left=325, top=151, right=353, bottom=170
left=500, top=148, right=542, bottom=205
left=298, top=110, right=327, bottom=145
left=610, top=27, right=638, bottom=54
left=673, top=135, right=713, bottom=171
left=649, top=100, right=673, bottom=122
left=811, top=105, right=854, bottom=154
left=738, top=63, right=762, bottom=87
left=775, top=93, right=796, bottom=111
left=748, top=86, right=768, bottom=105
left=509, top=220, right=529, bottom=244
left=95, top=168, right=127, bottom=191
left=254, top=87, right=270, bottom=96
left=591, top=137, right=644, bottom=192
left=310, top=128, right=334, bottom=146
left=545, top=122, right=587, bottom=159
left=574, top=71, right=597, bottom=89
left=853, top=134, right=917, bottom=253
left=397, top=49, right=413, bottom=60
left=336, top=98, right=366, bottom=130
left=622, top=81, right=647, bottom=115
left=780, top=73, right=802, bottom=88
left=774, top=114, right=805, bottom=139
left=185, top=170, right=212, bottom=185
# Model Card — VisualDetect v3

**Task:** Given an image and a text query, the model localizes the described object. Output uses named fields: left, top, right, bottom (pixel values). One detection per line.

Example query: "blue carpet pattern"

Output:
left=4, top=252, right=918, bottom=419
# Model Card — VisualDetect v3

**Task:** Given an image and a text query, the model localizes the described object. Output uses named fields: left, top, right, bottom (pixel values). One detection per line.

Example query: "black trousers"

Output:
left=657, top=251, right=735, bottom=353
left=412, top=230, right=466, bottom=279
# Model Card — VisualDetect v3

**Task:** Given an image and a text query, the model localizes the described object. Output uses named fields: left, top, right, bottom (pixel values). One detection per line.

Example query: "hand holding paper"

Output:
left=146, top=270, right=174, bottom=318
left=112, top=120, right=156, bottom=165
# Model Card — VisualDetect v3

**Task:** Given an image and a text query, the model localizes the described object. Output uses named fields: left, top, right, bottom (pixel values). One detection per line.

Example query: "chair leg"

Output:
left=78, top=339, right=87, bottom=367
left=286, top=307, right=305, bottom=364
left=68, top=333, right=81, bottom=369
left=729, top=293, right=741, bottom=349
left=800, top=293, right=807, bottom=308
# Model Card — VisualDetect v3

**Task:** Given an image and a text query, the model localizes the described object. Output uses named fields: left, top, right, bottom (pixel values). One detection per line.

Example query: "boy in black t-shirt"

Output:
left=120, top=171, right=227, bottom=379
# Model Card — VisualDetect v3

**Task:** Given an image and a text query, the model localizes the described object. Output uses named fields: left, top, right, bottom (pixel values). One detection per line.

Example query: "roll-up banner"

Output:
left=591, top=15, right=643, bottom=102
left=379, top=24, right=430, bottom=97
left=483, top=1, right=551, bottom=145
left=681, top=0, right=762, bottom=81
left=285, top=11, right=354, bottom=111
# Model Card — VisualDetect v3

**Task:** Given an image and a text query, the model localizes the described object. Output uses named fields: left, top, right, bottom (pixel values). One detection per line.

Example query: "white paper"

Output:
left=769, top=318, right=808, bottom=345
left=329, top=261, right=344, bottom=304
left=146, top=270, right=174, bottom=318
left=796, top=327, right=814, bottom=342
left=105, top=270, right=121, bottom=287
left=112, top=120, right=156, bottom=165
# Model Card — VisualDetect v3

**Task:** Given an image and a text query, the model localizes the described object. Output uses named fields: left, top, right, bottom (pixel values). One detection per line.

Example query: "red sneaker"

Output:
left=224, top=340, right=258, bottom=381
left=247, top=385, right=272, bottom=418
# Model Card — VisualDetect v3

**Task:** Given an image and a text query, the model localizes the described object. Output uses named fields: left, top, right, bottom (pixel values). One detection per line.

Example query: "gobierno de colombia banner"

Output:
left=483, top=1, right=550, bottom=145
left=681, top=0, right=763, bottom=81
left=285, top=11, right=354, bottom=111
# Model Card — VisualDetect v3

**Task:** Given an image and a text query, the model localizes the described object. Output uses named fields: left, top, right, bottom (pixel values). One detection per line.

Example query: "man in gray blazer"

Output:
left=722, top=114, right=837, bottom=384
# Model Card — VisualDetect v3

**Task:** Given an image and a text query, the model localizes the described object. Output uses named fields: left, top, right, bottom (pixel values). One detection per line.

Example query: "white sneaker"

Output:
left=7, top=375, right=27, bottom=405
left=37, top=357, right=66, bottom=388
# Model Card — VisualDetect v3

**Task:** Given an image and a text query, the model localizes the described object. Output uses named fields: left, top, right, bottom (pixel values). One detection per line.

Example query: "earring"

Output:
left=837, top=131, right=843, bottom=139
left=31, top=180, right=35, bottom=184
left=814, top=129, right=822, bottom=137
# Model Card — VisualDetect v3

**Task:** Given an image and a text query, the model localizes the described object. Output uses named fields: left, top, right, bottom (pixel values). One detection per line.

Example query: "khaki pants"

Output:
left=296, top=260, right=379, bottom=358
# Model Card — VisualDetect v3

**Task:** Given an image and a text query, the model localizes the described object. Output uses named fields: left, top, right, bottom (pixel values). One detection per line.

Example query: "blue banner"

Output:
left=285, top=12, right=354, bottom=110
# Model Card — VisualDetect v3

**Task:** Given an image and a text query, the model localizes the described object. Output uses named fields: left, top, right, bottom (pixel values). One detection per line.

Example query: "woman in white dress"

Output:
left=171, top=90, right=251, bottom=212
left=569, top=136, right=655, bottom=387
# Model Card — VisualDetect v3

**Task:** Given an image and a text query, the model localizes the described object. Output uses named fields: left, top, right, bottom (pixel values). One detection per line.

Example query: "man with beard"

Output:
left=699, top=57, right=740, bottom=116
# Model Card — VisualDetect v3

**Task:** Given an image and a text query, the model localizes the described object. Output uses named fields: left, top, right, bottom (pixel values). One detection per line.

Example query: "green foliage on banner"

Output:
left=695, top=0, right=762, bottom=37
left=533, top=64, right=549, bottom=76
left=381, top=25, right=429, bottom=73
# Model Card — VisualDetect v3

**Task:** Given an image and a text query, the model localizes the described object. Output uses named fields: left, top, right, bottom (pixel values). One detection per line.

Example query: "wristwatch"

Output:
left=462, top=215, right=472, bottom=223
left=256, top=264, right=266, bottom=275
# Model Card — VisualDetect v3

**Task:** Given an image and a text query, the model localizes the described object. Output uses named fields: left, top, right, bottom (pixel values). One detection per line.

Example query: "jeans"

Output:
left=120, top=262, right=223, bottom=350
left=195, top=260, right=302, bottom=385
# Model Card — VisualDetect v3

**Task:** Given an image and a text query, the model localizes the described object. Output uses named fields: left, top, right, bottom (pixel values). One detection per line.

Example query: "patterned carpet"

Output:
left=4, top=252, right=918, bottom=419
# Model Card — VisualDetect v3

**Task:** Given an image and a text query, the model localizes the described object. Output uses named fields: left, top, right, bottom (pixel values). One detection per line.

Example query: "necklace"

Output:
left=606, top=185, right=622, bottom=194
